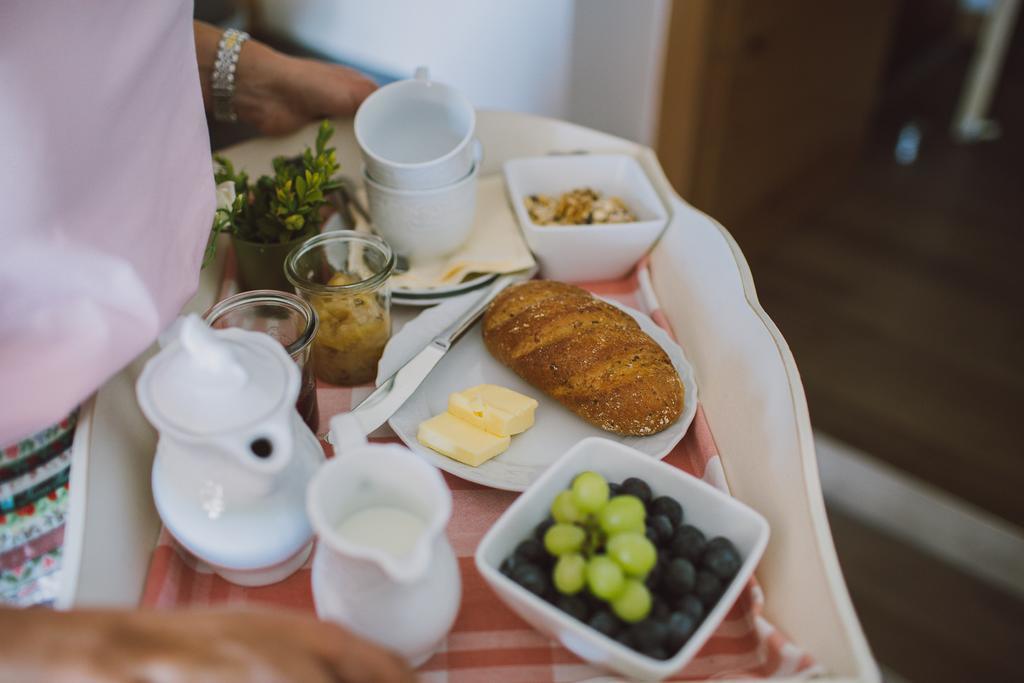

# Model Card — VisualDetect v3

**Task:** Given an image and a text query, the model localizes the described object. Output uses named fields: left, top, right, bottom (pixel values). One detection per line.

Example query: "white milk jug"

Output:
left=137, top=314, right=324, bottom=586
left=307, top=413, right=461, bottom=666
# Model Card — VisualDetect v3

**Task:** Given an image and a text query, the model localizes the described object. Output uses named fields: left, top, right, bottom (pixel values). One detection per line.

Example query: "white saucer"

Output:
left=392, top=273, right=499, bottom=307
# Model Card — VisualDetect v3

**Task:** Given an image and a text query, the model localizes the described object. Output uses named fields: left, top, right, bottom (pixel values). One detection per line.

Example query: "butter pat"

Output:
left=417, top=412, right=511, bottom=467
left=448, top=384, right=538, bottom=437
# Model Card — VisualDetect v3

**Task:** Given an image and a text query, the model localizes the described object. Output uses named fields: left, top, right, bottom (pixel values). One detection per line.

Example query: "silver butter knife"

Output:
left=344, top=271, right=532, bottom=437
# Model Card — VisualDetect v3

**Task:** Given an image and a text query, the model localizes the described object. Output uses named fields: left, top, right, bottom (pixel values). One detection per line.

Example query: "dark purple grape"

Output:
left=500, top=554, right=520, bottom=578
left=583, top=590, right=605, bottom=612
left=704, top=537, right=733, bottom=554
left=608, top=481, right=623, bottom=497
left=629, top=619, right=668, bottom=655
left=644, top=560, right=663, bottom=591
left=588, top=609, right=622, bottom=638
left=663, top=558, right=697, bottom=596
left=533, top=517, right=555, bottom=542
left=648, top=514, right=674, bottom=544
left=694, top=570, right=723, bottom=607
left=665, top=611, right=697, bottom=652
left=515, top=538, right=547, bottom=564
left=669, top=525, right=706, bottom=562
left=702, top=537, right=742, bottom=580
left=650, top=596, right=671, bottom=622
left=621, top=477, right=652, bottom=505
left=649, top=496, right=683, bottom=526
left=512, top=563, right=549, bottom=596
left=615, top=630, right=634, bottom=649
left=678, top=594, right=704, bottom=621
left=556, top=594, right=591, bottom=621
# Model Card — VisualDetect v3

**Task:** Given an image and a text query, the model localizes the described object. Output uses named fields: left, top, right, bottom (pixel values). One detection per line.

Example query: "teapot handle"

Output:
left=329, top=413, right=368, bottom=455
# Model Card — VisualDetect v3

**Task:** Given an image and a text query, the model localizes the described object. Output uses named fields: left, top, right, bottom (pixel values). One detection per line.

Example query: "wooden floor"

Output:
left=744, top=35, right=1024, bottom=527
left=827, top=505, right=1024, bottom=683
left=740, top=23, right=1024, bottom=683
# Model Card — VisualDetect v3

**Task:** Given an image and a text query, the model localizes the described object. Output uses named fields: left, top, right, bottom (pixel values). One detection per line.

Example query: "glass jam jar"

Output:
left=203, top=290, right=320, bottom=434
left=285, top=231, right=395, bottom=386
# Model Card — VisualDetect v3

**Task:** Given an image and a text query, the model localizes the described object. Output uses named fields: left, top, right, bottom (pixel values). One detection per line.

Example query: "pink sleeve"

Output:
left=0, top=0, right=215, bottom=445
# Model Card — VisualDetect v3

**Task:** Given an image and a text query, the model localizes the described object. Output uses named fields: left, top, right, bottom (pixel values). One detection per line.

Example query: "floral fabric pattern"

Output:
left=0, top=547, right=63, bottom=607
left=0, top=482, right=69, bottom=554
left=1, top=410, right=77, bottom=468
left=0, top=413, right=76, bottom=607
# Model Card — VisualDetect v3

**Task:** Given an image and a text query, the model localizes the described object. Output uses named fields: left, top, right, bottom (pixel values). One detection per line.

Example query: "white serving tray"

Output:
left=61, top=112, right=878, bottom=683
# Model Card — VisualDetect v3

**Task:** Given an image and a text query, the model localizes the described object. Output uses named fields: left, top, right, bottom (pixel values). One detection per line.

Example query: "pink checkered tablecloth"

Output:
left=141, top=259, right=818, bottom=680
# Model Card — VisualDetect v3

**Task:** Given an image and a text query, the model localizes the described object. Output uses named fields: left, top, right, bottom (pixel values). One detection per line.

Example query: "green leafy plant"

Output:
left=205, top=120, right=340, bottom=266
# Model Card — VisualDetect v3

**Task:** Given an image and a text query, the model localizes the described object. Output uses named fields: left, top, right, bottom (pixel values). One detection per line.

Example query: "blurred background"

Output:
left=198, top=1, right=1023, bottom=680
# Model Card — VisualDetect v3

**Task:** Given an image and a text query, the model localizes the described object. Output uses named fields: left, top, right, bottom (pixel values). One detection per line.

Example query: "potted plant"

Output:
left=207, top=120, right=341, bottom=292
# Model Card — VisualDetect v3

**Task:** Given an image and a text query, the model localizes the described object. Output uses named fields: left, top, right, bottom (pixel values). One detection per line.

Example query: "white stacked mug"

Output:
left=355, top=67, right=481, bottom=261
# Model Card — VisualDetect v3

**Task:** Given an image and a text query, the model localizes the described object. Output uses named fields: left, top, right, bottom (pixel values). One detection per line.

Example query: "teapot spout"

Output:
left=212, top=409, right=296, bottom=483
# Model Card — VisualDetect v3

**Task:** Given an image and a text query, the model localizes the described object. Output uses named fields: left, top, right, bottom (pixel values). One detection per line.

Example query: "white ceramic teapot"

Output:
left=137, top=315, right=324, bottom=586
left=307, top=413, right=461, bottom=666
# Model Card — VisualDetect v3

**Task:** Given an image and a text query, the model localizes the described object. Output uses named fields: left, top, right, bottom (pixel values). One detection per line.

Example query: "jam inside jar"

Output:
left=285, top=231, right=395, bottom=387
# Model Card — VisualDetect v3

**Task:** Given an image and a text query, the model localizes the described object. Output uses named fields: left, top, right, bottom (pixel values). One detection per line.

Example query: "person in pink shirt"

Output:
left=0, top=2, right=411, bottom=680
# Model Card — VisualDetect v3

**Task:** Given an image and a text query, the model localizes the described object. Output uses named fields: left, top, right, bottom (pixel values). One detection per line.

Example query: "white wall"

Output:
left=258, top=0, right=575, bottom=117
left=567, top=0, right=670, bottom=145
left=256, top=0, right=668, bottom=144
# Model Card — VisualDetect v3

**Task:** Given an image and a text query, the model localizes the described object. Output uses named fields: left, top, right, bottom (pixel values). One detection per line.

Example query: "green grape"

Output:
left=586, top=554, right=626, bottom=600
left=607, top=532, right=657, bottom=577
left=571, top=471, right=610, bottom=514
left=551, top=490, right=584, bottom=524
left=610, top=579, right=652, bottom=623
left=553, top=553, right=586, bottom=595
left=598, top=495, right=646, bottom=535
left=544, top=523, right=586, bottom=556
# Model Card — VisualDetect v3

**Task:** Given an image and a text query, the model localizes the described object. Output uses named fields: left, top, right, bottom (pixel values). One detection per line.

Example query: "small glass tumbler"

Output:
left=203, top=290, right=320, bottom=434
left=285, top=231, right=395, bottom=386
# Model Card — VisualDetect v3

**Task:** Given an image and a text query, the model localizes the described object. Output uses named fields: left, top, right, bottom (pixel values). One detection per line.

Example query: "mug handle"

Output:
left=414, top=65, right=430, bottom=82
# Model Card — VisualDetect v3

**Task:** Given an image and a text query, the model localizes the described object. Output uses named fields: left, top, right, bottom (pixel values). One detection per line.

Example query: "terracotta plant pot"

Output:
left=231, top=233, right=310, bottom=293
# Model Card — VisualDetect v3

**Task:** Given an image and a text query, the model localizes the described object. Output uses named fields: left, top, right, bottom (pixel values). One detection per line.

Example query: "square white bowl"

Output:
left=503, top=154, right=670, bottom=282
left=474, top=437, right=770, bottom=681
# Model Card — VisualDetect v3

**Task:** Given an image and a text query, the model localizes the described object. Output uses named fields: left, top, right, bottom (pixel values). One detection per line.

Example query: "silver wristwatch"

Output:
left=212, top=29, right=250, bottom=123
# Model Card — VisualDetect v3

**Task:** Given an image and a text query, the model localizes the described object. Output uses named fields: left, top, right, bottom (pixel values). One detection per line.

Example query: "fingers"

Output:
left=294, top=59, right=378, bottom=118
left=294, top=618, right=415, bottom=683
left=235, top=46, right=378, bottom=134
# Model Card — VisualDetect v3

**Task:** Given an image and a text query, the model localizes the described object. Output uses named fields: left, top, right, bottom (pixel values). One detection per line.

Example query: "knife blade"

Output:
left=344, top=270, right=531, bottom=437
left=348, top=339, right=447, bottom=437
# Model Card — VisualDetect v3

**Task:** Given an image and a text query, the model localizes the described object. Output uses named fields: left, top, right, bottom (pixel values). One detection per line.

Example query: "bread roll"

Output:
left=482, top=281, right=683, bottom=436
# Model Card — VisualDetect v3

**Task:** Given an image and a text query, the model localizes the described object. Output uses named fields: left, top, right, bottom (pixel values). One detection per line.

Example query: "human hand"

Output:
left=195, top=21, right=378, bottom=136
left=0, top=607, right=413, bottom=683
left=234, top=46, right=378, bottom=136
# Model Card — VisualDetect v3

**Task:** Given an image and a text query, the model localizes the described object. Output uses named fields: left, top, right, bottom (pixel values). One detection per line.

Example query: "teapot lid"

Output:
left=137, top=315, right=298, bottom=438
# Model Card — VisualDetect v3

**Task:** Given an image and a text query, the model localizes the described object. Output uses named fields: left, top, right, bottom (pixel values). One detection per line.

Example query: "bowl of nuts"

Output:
left=503, top=154, right=669, bottom=282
